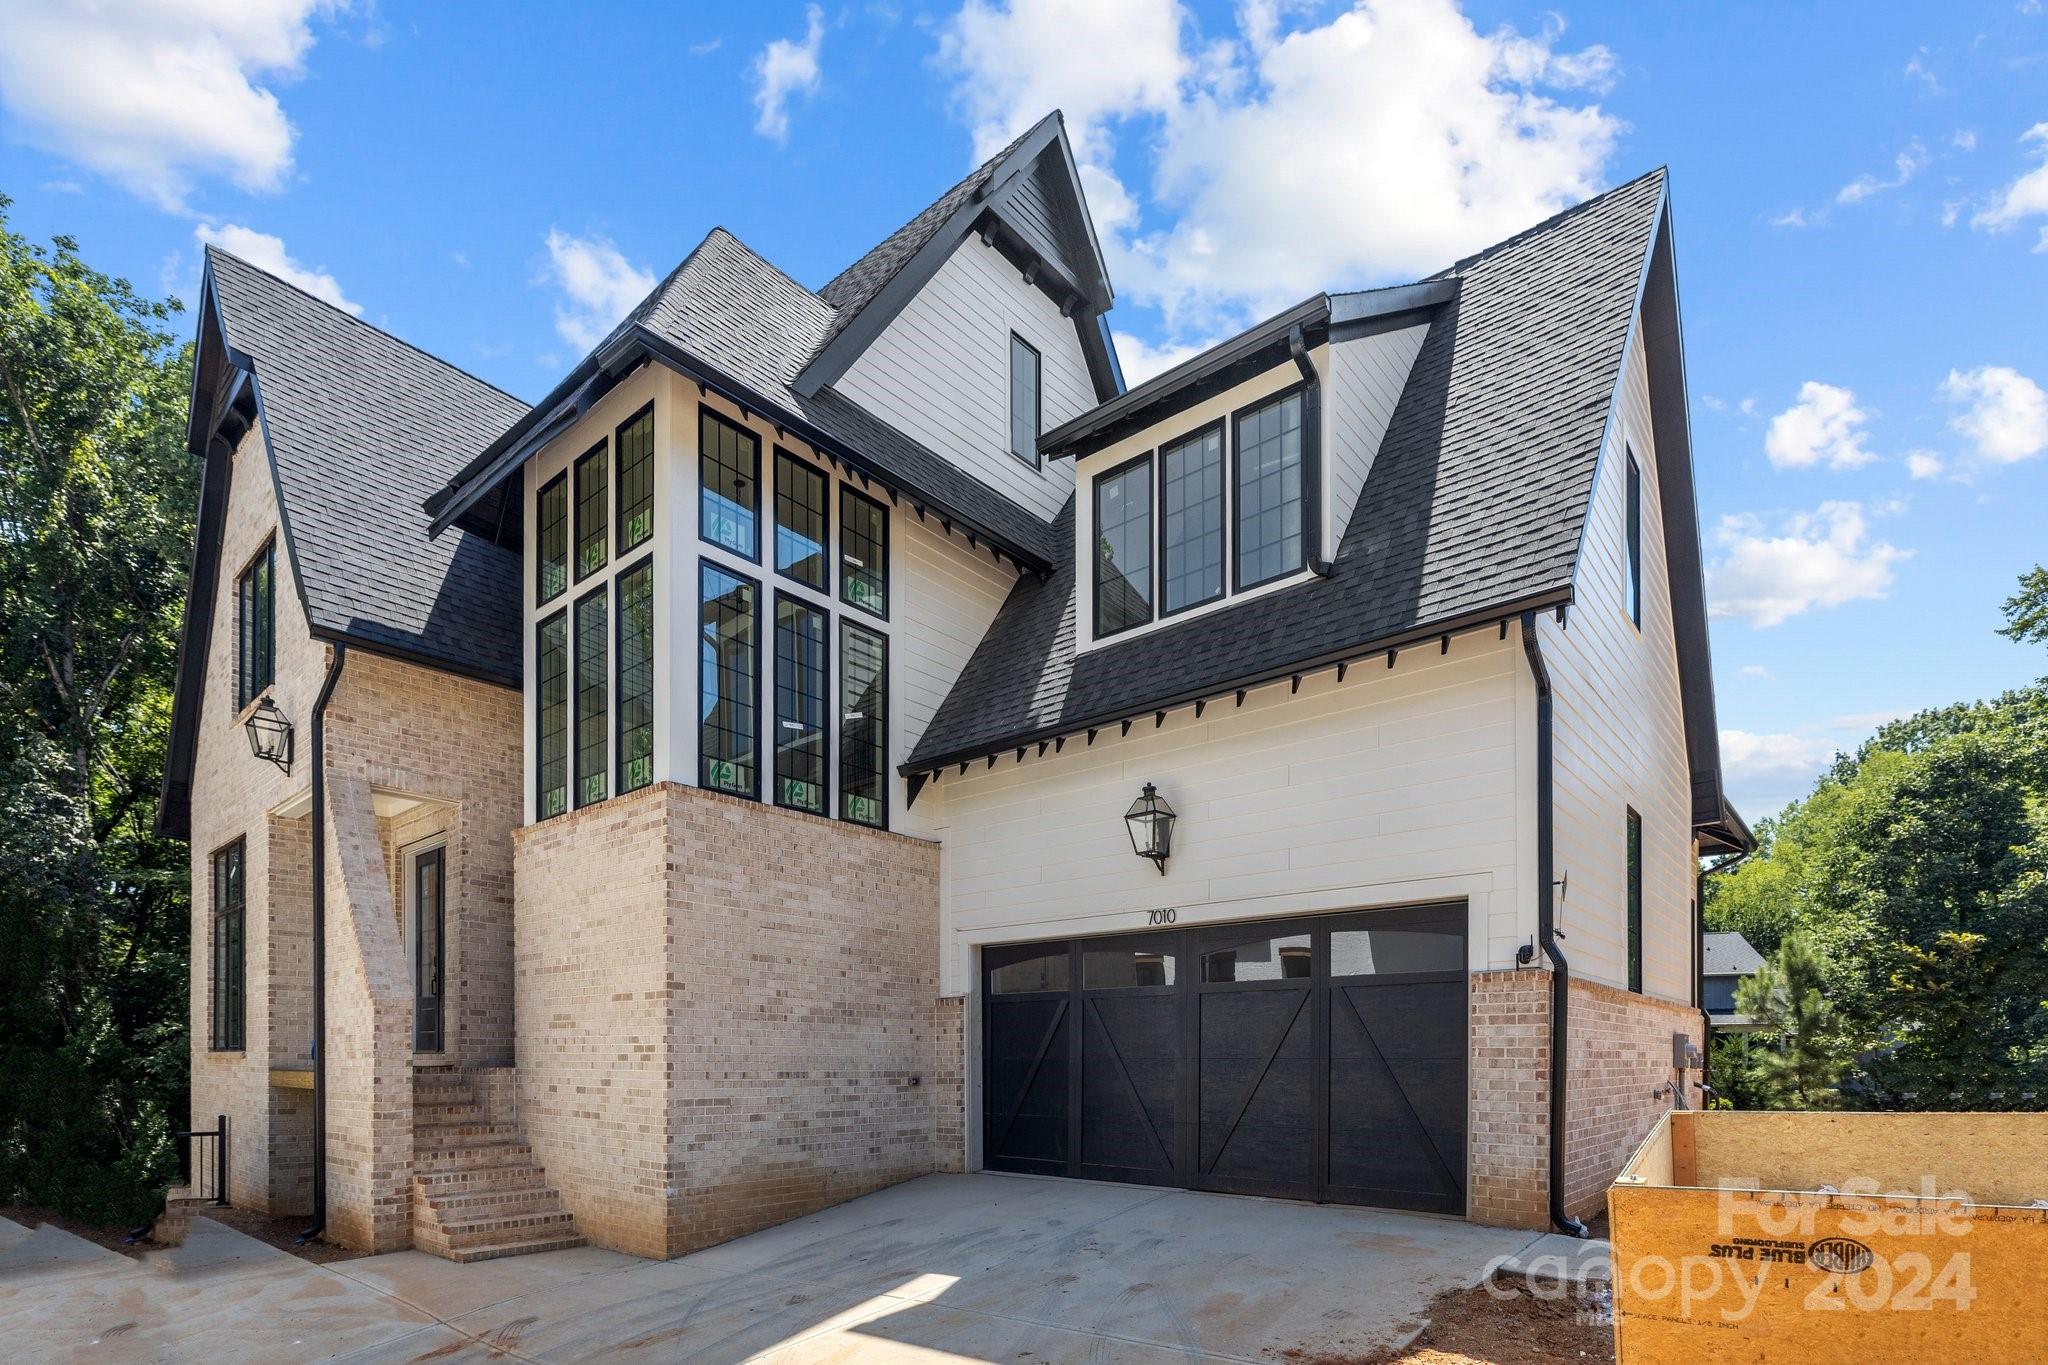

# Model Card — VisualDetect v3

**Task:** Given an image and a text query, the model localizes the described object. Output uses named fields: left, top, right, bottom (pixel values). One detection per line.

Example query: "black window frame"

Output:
left=615, top=555, right=655, bottom=796
left=839, top=620, right=888, bottom=830
left=1626, top=807, right=1644, bottom=993
left=615, top=402, right=655, bottom=555
left=235, top=540, right=275, bottom=712
left=771, top=590, right=830, bottom=817
left=839, top=485, right=890, bottom=620
left=1092, top=450, right=1155, bottom=640
left=1157, top=418, right=1228, bottom=617
left=573, top=440, right=608, bottom=582
left=209, top=838, right=246, bottom=1052
left=1625, top=447, right=1643, bottom=629
left=535, top=608, right=570, bottom=820
left=773, top=446, right=831, bottom=592
left=699, top=405, right=761, bottom=561
left=535, top=471, right=568, bottom=606
left=1230, top=383, right=1313, bottom=594
left=1009, top=331, right=1042, bottom=468
left=698, top=559, right=762, bottom=801
left=573, top=583, right=608, bottom=809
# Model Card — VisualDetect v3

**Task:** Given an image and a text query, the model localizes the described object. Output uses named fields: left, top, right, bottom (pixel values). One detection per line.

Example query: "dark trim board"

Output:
left=979, top=902, right=1469, bottom=1216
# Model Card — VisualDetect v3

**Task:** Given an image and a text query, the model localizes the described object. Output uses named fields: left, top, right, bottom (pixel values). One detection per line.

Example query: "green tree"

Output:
left=1999, top=566, right=2048, bottom=648
left=1734, top=934, right=1847, bottom=1108
left=0, top=195, right=196, bottom=1223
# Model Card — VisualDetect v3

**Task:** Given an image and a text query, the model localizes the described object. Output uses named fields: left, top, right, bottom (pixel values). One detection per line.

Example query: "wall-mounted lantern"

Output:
left=1124, top=782, right=1176, bottom=874
left=245, top=697, right=294, bottom=773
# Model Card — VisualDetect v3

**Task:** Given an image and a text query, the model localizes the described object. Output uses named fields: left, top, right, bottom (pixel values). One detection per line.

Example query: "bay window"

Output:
left=700, top=562, right=759, bottom=797
left=701, top=408, right=759, bottom=559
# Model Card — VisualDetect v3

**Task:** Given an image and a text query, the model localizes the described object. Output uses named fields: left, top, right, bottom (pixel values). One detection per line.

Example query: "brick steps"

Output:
left=410, top=1068, right=579, bottom=1262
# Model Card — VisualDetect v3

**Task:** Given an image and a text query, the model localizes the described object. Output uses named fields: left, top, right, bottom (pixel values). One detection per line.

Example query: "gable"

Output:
left=1325, top=320, right=1430, bottom=556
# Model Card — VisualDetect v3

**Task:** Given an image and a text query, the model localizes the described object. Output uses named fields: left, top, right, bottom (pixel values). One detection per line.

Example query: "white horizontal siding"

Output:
left=1326, top=321, right=1428, bottom=552
left=926, top=635, right=1530, bottom=994
left=1543, top=318, right=1696, bottom=1003
left=835, top=235, right=1090, bottom=521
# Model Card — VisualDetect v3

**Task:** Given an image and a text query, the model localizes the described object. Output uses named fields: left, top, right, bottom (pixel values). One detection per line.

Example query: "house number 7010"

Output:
left=1146, top=908, right=1177, bottom=926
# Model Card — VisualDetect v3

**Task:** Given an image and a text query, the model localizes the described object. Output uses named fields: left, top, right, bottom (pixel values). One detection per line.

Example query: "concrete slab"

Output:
left=1, top=1177, right=1546, bottom=1362
left=0, top=1221, right=138, bottom=1285
left=0, top=1215, right=32, bottom=1251
left=1497, top=1232, right=1614, bottom=1285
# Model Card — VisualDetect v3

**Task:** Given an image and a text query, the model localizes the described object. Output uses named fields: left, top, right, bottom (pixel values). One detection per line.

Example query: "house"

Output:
left=159, top=110, right=1751, bottom=1261
left=1703, top=930, right=1768, bottom=1031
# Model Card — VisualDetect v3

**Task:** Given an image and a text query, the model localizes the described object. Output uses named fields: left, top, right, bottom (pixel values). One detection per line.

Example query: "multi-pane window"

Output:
left=1625, top=449, right=1643, bottom=628
left=1626, top=808, right=1644, bottom=993
left=616, top=559, right=654, bottom=795
left=574, top=588, right=607, bottom=808
left=574, top=442, right=608, bottom=581
left=235, top=542, right=275, bottom=710
left=840, top=623, right=887, bottom=828
left=209, top=839, right=245, bottom=1051
left=775, top=449, right=829, bottom=590
left=1234, top=388, right=1306, bottom=590
left=701, top=408, right=760, bottom=559
left=616, top=405, right=654, bottom=554
left=773, top=595, right=828, bottom=815
left=1161, top=424, right=1225, bottom=614
left=535, top=611, right=569, bottom=819
left=1094, top=454, right=1153, bottom=637
left=700, top=563, right=759, bottom=797
left=1009, top=333, right=1041, bottom=467
left=536, top=473, right=568, bottom=604
left=840, top=487, right=889, bottom=618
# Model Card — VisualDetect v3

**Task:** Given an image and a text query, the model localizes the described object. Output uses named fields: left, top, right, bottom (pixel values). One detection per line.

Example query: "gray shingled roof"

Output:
left=1703, top=931, right=1767, bottom=977
left=908, top=169, right=1668, bottom=770
left=208, top=247, right=528, bottom=682
left=622, top=225, right=1064, bottom=562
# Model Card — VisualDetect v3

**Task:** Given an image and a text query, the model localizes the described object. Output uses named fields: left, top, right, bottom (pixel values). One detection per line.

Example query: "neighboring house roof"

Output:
left=427, top=111, right=1121, bottom=567
left=157, top=249, right=528, bottom=837
left=1703, top=931, right=1768, bottom=978
left=909, top=169, right=1690, bottom=776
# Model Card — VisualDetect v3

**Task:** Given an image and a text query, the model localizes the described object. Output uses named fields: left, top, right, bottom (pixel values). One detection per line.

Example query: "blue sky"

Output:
left=3, top=0, right=2045, bottom=820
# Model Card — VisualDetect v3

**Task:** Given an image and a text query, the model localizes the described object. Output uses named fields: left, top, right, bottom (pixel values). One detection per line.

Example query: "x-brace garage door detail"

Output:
left=982, top=904, right=1467, bottom=1215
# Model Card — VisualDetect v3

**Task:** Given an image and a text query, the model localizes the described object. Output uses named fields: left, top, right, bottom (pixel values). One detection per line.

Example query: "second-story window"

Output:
left=1627, top=807, right=1644, bottom=993
left=236, top=541, right=275, bottom=711
left=1094, top=453, right=1153, bottom=637
left=574, top=442, right=608, bottom=581
left=617, top=405, right=654, bottom=554
left=840, top=487, right=889, bottom=618
left=700, top=562, right=759, bottom=797
left=1161, top=423, right=1225, bottom=615
left=535, top=611, right=569, bottom=819
left=774, top=594, right=828, bottom=815
left=616, top=559, right=654, bottom=795
left=1625, top=448, right=1643, bottom=628
left=536, top=472, right=568, bottom=604
left=840, top=622, right=887, bottom=828
left=1010, top=332, right=1041, bottom=467
left=775, top=448, right=829, bottom=590
left=1234, top=388, right=1306, bottom=590
left=209, top=839, right=245, bottom=1051
left=574, top=587, right=607, bottom=808
left=701, top=408, right=759, bottom=559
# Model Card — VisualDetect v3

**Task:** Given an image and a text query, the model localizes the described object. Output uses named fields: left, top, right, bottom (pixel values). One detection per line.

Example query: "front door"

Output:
left=411, top=846, right=445, bottom=1053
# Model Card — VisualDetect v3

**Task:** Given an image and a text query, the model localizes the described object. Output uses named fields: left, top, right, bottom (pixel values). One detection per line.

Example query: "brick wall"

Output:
left=933, top=996, right=967, bottom=1174
left=1468, top=970, right=1551, bottom=1229
left=1562, top=978, right=1701, bottom=1219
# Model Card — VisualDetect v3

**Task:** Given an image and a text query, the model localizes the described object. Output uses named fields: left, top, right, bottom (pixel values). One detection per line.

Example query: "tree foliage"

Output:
left=1999, top=565, right=2048, bottom=649
left=1732, top=934, right=1846, bottom=1108
left=0, top=195, right=196, bottom=1222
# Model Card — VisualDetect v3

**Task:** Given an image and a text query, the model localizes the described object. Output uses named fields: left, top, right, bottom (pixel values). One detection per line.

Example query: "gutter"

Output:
left=1519, top=610, right=1588, bottom=1239
left=299, top=643, right=347, bottom=1245
left=1287, top=325, right=1330, bottom=577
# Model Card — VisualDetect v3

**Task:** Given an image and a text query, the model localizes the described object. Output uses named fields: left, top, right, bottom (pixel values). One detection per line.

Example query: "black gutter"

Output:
left=1519, top=610, right=1588, bottom=1239
left=299, top=643, right=347, bottom=1245
left=1287, top=325, right=1329, bottom=577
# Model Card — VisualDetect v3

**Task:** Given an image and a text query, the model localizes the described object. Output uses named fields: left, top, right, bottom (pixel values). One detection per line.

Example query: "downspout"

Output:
left=299, top=643, right=347, bottom=1244
left=1519, top=610, right=1588, bottom=1238
left=1287, top=325, right=1332, bottom=577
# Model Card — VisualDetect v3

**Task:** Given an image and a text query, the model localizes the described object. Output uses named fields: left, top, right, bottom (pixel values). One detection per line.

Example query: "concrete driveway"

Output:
left=1, top=1173, right=1544, bottom=1362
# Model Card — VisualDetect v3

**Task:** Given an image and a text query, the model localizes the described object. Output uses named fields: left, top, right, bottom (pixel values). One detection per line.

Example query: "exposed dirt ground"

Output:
left=1277, top=1276, right=1615, bottom=1365
left=1, top=1203, right=362, bottom=1264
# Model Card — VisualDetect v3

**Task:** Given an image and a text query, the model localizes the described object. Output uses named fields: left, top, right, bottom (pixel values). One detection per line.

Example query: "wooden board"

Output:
left=1687, top=1112, right=2048, bottom=1206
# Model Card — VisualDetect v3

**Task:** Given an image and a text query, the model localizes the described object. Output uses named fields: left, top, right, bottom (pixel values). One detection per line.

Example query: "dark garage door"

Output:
left=982, top=904, right=1467, bottom=1215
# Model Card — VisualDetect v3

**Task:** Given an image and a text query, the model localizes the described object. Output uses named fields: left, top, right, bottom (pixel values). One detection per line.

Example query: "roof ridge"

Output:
left=204, top=244, right=528, bottom=408
left=1439, top=166, right=1666, bottom=278
left=698, top=225, right=822, bottom=302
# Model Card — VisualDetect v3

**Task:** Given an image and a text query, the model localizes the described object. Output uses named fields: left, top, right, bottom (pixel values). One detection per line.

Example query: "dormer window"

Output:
left=1009, top=332, right=1041, bottom=468
left=1093, top=453, right=1153, bottom=637
left=1233, top=387, right=1307, bottom=591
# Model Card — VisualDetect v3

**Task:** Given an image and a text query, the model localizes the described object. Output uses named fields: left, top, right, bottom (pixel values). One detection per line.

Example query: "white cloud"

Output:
left=752, top=4, right=824, bottom=144
left=1706, top=501, right=1909, bottom=627
left=1831, top=709, right=1908, bottom=732
left=1905, top=450, right=1945, bottom=480
left=1720, top=729, right=1841, bottom=795
left=1738, top=664, right=1772, bottom=680
left=1972, top=123, right=2048, bottom=236
left=542, top=229, right=655, bottom=352
left=1940, top=365, right=2048, bottom=464
left=1770, top=207, right=1811, bottom=228
left=0, top=0, right=329, bottom=211
left=939, top=0, right=1620, bottom=336
left=1763, top=381, right=1876, bottom=470
left=194, top=223, right=357, bottom=314
left=1954, top=129, right=1978, bottom=152
left=1738, top=397, right=1758, bottom=417
left=1837, top=140, right=1927, bottom=205
left=1113, top=330, right=1216, bottom=385
left=1903, top=53, right=1943, bottom=94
